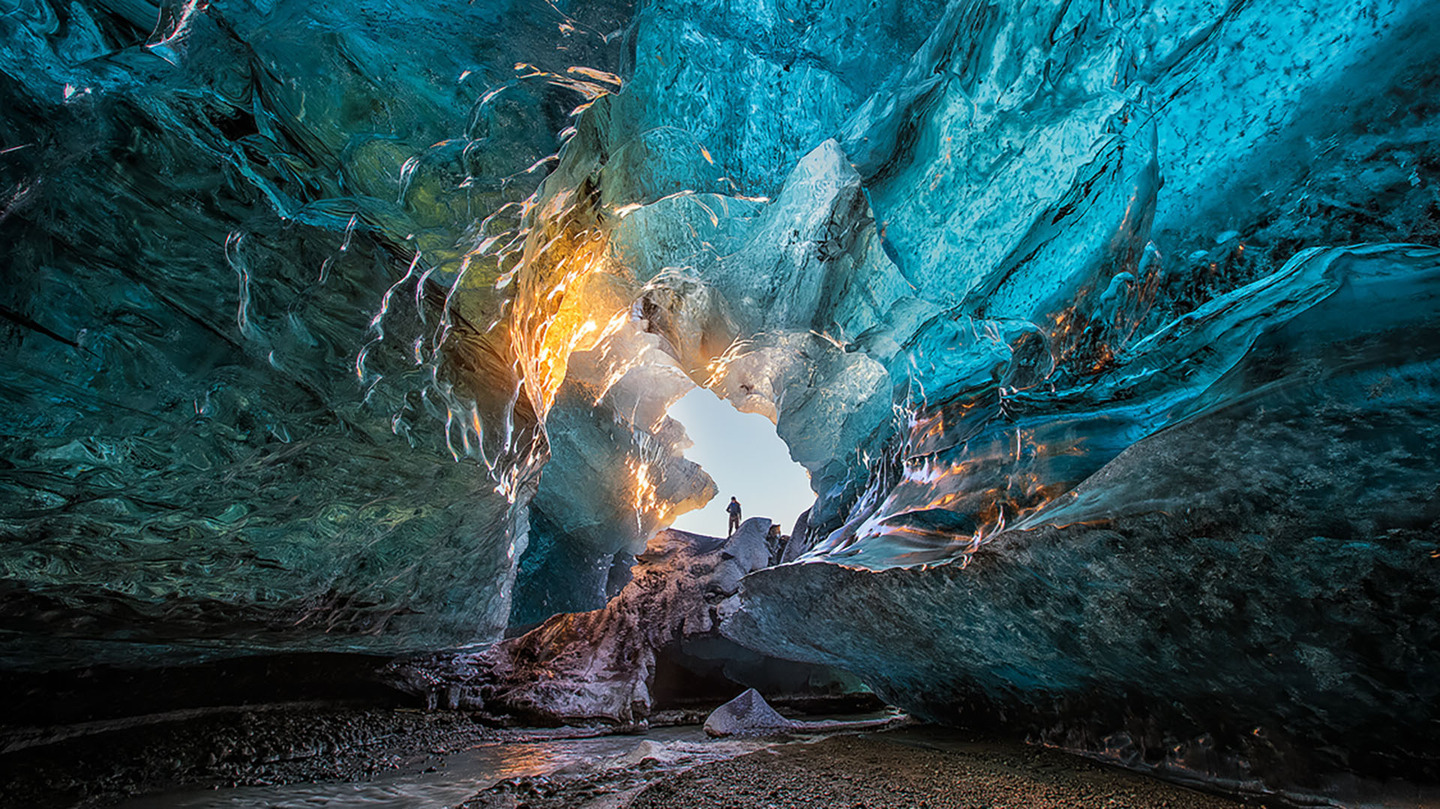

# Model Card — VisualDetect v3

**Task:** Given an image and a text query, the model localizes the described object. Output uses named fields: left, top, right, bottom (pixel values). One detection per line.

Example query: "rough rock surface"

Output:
left=388, top=519, right=856, bottom=724
left=485, top=520, right=771, bottom=723
left=455, top=729, right=1265, bottom=809
left=702, top=688, right=793, bottom=737
left=627, top=732, right=1253, bottom=809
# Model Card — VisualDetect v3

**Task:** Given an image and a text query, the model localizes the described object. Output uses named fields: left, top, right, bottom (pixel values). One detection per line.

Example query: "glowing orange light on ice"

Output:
left=512, top=231, right=622, bottom=418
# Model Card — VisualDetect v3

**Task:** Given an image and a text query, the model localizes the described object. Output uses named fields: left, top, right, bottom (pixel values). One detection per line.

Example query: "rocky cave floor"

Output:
left=0, top=704, right=1290, bottom=809
left=0, top=704, right=502, bottom=809
left=467, top=731, right=1264, bottom=809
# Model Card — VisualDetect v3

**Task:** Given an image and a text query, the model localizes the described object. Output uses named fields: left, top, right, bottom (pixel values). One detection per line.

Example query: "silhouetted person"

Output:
left=727, top=496, right=742, bottom=536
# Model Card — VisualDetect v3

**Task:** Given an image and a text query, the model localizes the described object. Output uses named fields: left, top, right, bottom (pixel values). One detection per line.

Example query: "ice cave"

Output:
left=2, top=0, right=1439, bottom=806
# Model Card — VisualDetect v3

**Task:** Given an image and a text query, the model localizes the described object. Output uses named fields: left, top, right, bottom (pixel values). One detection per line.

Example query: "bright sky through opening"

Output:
left=666, top=387, right=813, bottom=537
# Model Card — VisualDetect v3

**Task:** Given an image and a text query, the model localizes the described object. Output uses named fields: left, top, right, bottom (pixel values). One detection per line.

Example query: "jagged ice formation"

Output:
left=3, top=0, right=1440, bottom=801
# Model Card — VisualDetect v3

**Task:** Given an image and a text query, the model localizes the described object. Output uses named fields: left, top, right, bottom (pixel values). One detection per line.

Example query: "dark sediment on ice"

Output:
left=387, top=519, right=865, bottom=724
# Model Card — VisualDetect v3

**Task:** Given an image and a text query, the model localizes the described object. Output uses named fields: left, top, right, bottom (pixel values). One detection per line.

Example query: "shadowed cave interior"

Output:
left=3, top=0, right=1440, bottom=806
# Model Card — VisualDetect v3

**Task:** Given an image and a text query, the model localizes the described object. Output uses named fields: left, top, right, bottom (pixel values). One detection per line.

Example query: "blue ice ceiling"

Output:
left=3, top=0, right=1440, bottom=797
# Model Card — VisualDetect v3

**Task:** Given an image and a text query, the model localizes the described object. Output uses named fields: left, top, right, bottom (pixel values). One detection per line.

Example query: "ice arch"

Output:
left=665, top=387, right=812, bottom=539
left=3, top=0, right=1440, bottom=800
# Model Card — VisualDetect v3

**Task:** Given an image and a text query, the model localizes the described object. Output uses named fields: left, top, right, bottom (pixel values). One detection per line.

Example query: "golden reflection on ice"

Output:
left=511, top=226, right=620, bottom=419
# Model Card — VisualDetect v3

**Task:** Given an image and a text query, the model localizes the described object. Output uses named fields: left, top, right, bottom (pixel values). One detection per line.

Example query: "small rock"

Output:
left=703, top=689, right=795, bottom=737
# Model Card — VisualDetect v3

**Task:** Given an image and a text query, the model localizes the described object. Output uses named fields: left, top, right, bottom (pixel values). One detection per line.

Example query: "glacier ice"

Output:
left=725, top=243, right=1440, bottom=792
left=2, top=0, right=1440, bottom=799
left=485, top=0, right=1440, bottom=795
left=0, top=0, right=632, bottom=665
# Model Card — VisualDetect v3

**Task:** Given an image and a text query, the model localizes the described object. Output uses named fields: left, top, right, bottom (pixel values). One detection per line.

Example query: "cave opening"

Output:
left=4, top=0, right=1440, bottom=803
left=664, top=387, right=814, bottom=540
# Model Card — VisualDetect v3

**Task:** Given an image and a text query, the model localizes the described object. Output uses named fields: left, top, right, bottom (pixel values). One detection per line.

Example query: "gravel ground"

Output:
left=0, top=706, right=499, bottom=809
left=4, top=710, right=1289, bottom=809
left=626, top=732, right=1266, bottom=809
left=455, top=728, right=1282, bottom=809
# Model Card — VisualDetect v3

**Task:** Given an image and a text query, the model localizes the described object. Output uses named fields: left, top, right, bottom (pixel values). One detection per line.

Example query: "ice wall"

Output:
left=496, top=0, right=1440, bottom=797
left=0, top=0, right=631, bottom=665
left=5, top=0, right=1440, bottom=796
left=727, top=244, right=1440, bottom=796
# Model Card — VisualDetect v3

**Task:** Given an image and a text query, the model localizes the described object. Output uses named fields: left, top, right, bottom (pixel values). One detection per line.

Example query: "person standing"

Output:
left=726, top=496, right=742, bottom=536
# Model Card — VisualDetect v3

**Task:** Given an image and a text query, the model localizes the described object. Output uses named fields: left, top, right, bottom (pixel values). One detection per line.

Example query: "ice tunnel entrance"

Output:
left=665, top=388, right=814, bottom=538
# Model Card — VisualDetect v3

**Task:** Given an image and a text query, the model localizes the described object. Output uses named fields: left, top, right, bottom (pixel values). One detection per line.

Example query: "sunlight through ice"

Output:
left=666, top=388, right=813, bottom=537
